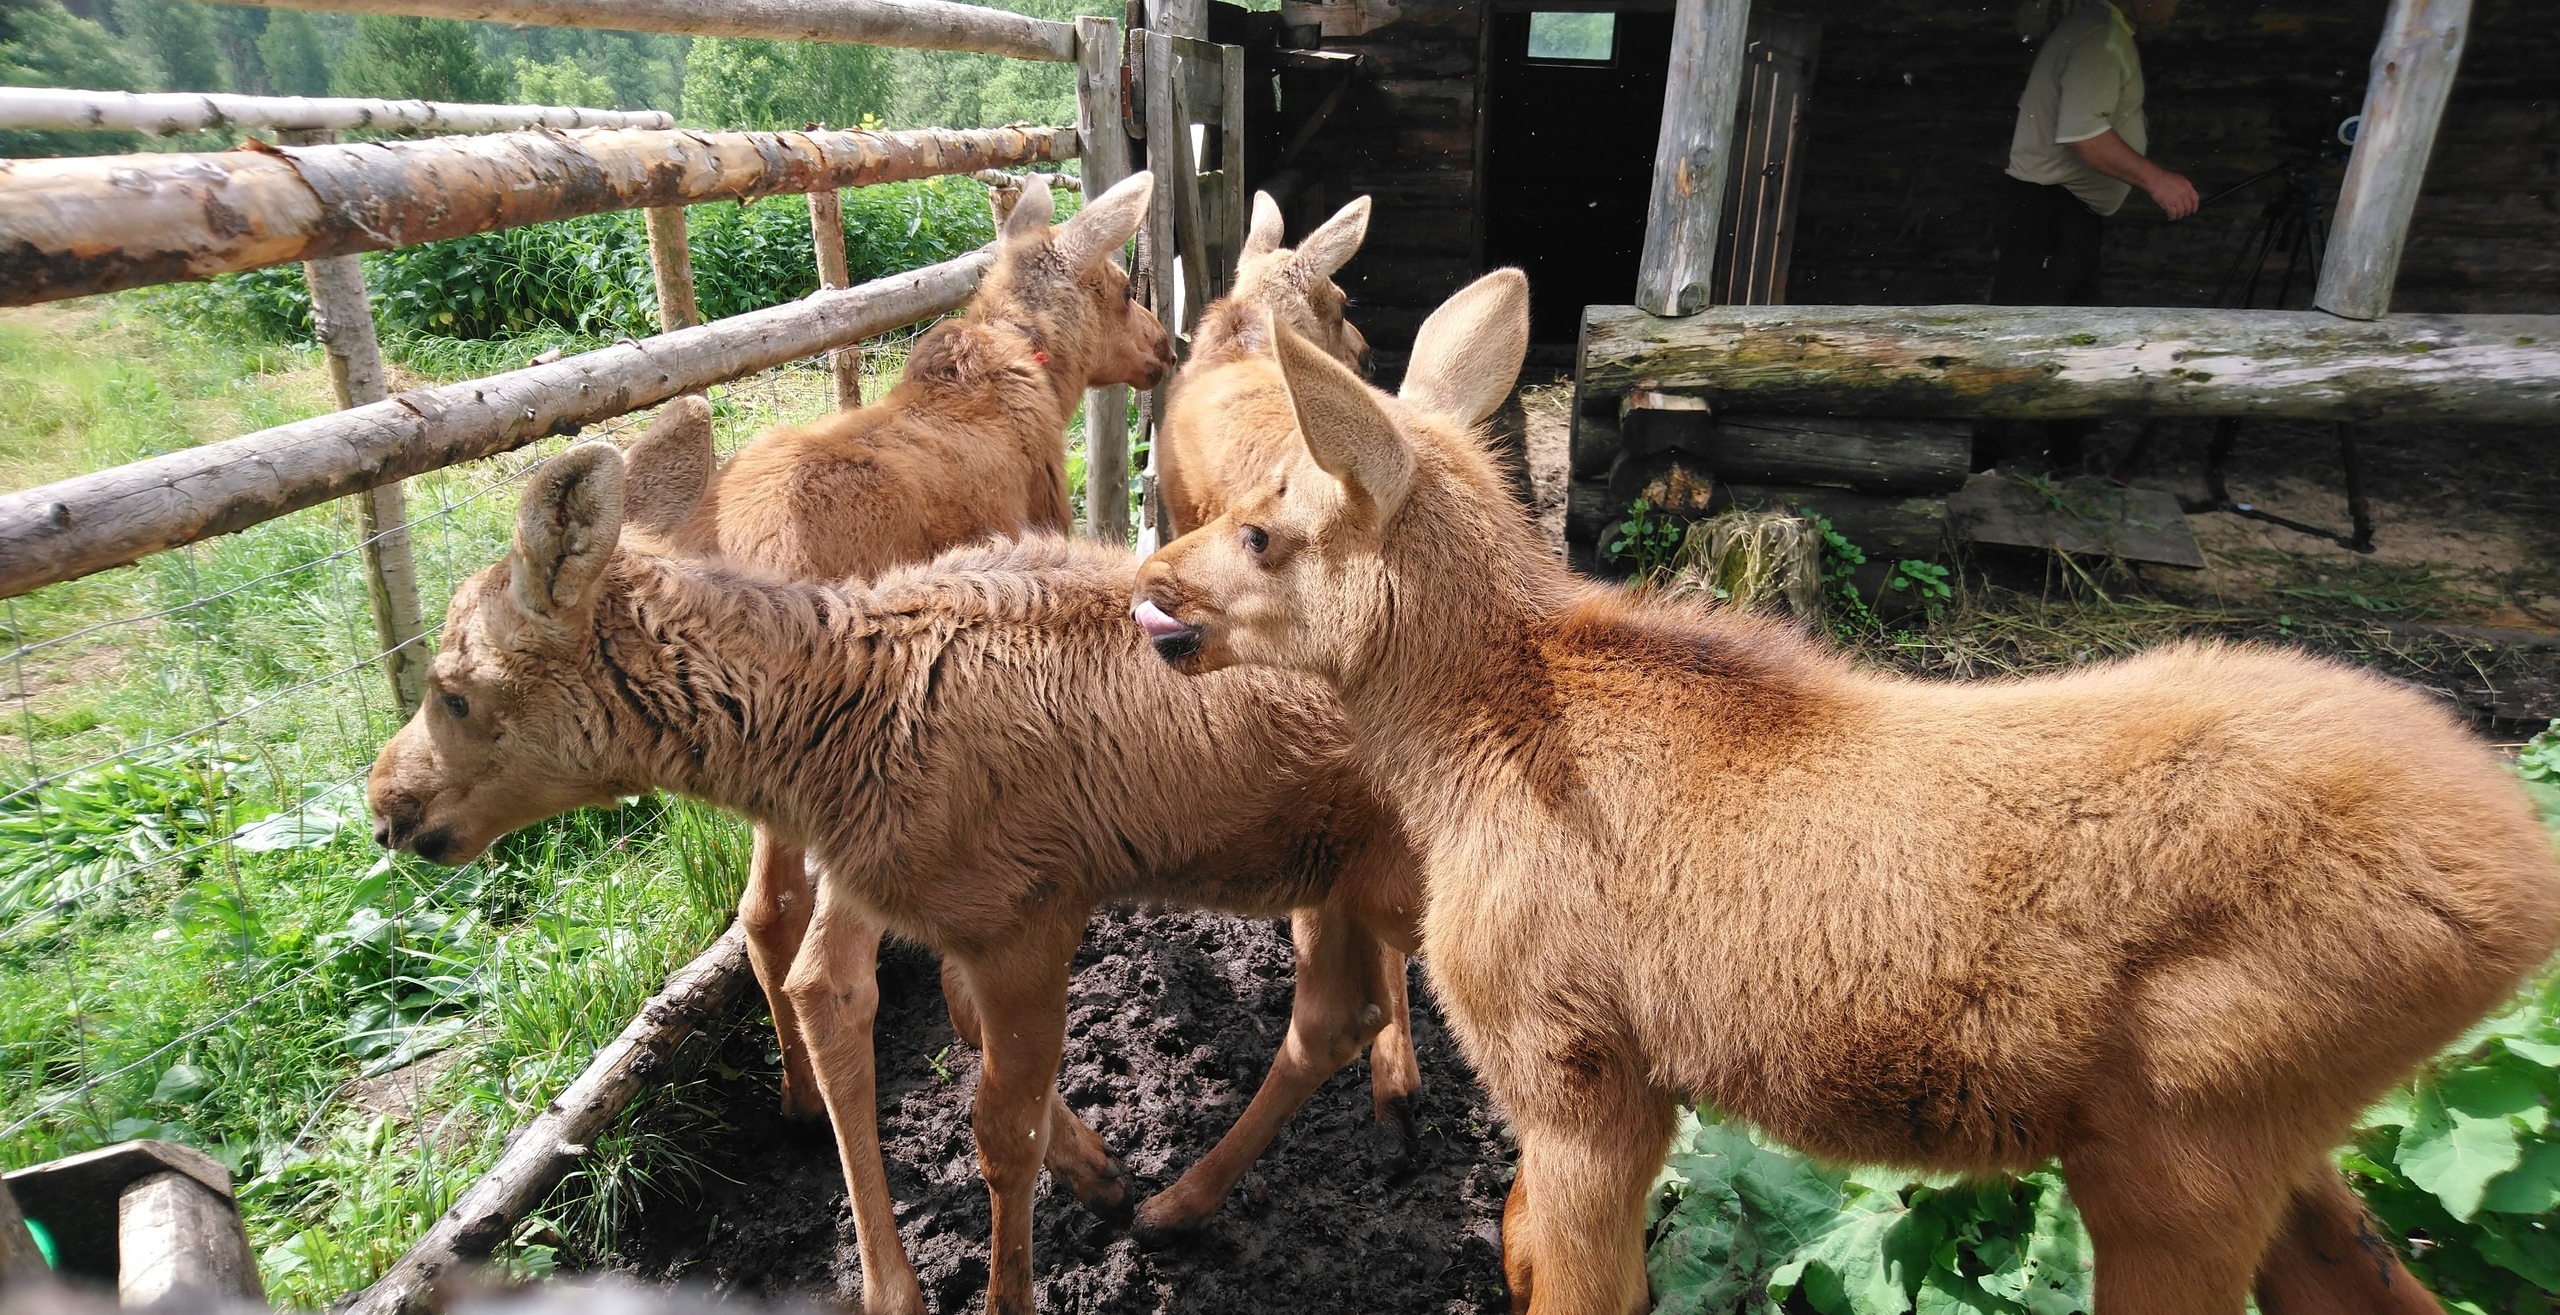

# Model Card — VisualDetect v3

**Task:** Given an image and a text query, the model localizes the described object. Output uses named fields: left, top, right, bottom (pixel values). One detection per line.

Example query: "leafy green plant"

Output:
left=1887, top=560, right=1954, bottom=626
left=1608, top=498, right=1688, bottom=582
left=1649, top=1114, right=2091, bottom=1315
left=0, top=750, right=242, bottom=932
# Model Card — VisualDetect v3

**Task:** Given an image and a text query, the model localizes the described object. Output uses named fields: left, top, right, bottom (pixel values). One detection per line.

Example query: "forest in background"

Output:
left=0, top=0, right=1139, bottom=157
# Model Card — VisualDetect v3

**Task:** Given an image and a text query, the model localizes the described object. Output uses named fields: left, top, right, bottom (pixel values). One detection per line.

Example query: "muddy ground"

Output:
left=599, top=908, right=1514, bottom=1314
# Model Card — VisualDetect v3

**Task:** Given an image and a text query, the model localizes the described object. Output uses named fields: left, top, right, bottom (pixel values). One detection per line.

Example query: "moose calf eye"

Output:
left=441, top=693, right=470, bottom=721
left=1240, top=525, right=1270, bottom=555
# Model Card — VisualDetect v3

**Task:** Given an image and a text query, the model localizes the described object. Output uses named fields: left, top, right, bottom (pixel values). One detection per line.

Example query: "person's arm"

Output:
left=2068, top=128, right=2199, bottom=219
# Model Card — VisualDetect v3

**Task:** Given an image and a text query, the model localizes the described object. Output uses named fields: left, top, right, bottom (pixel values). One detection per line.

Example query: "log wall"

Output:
left=1772, top=0, right=2558, bottom=312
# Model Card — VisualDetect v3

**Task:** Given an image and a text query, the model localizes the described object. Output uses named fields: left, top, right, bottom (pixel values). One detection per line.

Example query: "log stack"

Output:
left=1564, top=390, right=1971, bottom=568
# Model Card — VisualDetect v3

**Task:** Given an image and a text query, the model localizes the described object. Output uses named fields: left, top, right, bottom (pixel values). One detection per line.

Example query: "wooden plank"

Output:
left=1948, top=472, right=2205, bottom=568
left=645, top=206, right=700, bottom=332
left=1634, top=0, right=1754, bottom=317
left=0, top=1181, right=48, bottom=1284
left=1077, top=14, right=1134, bottom=545
left=1159, top=33, right=1214, bottom=332
left=0, top=86, right=670, bottom=135
left=1576, top=303, right=2560, bottom=422
left=117, top=1173, right=263, bottom=1305
left=0, top=252, right=992, bottom=599
left=1221, top=42, right=1247, bottom=290
left=2315, top=0, right=2473, bottom=320
left=0, top=122, right=1075, bottom=308
left=339, top=926, right=753, bottom=1315
left=806, top=189, right=865, bottom=409
left=1714, top=14, right=1819, bottom=306
left=225, top=0, right=1078, bottom=62
left=4, top=1141, right=234, bottom=1282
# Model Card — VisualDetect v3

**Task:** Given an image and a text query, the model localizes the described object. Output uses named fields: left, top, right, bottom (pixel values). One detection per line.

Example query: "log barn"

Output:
left=1192, top=0, right=2560, bottom=565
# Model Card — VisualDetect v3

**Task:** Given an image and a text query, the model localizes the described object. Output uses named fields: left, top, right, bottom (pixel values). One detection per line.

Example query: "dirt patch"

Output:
left=1519, top=380, right=1573, bottom=559
left=596, top=906, right=1513, bottom=1314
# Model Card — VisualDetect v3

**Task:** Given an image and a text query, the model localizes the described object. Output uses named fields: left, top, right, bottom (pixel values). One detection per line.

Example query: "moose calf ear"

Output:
left=1272, top=317, right=1411, bottom=522
left=1055, top=171, right=1153, bottom=271
left=1001, top=173, right=1057, bottom=243
left=1244, top=192, right=1286, bottom=258
left=1400, top=267, right=1530, bottom=427
left=620, top=394, right=712, bottom=535
left=1291, top=195, right=1372, bottom=285
left=512, top=443, right=628, bottom=620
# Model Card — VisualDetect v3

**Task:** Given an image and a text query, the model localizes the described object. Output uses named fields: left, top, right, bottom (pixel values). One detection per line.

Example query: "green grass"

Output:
left=0, top=302, right=812, bottom=1308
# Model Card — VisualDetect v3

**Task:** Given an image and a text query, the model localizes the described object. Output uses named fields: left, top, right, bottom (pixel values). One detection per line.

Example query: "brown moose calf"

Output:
left=368, top=447, right=1420, bottom=1315
left=1132, top=270, right=2560, bottom=1314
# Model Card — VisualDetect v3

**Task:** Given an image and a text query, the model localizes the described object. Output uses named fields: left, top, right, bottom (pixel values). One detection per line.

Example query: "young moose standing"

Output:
left=1131, top=271, right=2560, bottom=1313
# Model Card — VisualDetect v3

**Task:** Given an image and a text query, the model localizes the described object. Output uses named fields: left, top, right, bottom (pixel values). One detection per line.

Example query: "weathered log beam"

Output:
left=215, top=0, right=1078, bottom=62
left=339, top=925, right=753, bottom=1315
left=117, top=1172, right=263, bottom=1307
left=0, top=251, right=991, bottom=599
left=0, top=86, right=671, bottom=135
left=0, top=1181, right=43, bottom=1284
left=1576, top=303, right=2560, bottom=422
left=2315, top=0, right=2471, bottom=320
left=0, top=122, right=1072, bottom=307
left=1634, top=0, right=1753, bottom=317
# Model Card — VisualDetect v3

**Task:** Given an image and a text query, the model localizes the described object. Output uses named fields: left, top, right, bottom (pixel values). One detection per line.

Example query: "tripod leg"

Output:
left=2110, top=419, right=2161, bottom=486
left=2204, top=417, right=2241, bottom=508
left=2337, top=422, right=2375, bottom=552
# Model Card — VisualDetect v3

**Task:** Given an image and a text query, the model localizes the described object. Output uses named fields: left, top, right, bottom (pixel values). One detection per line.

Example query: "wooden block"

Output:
left=1565, top=476, right=1621, bottom=544
left=1618, top=390, right=1716, bottom=461
left=1714, top=484, right=1950, bottom=561
left=3, top=1142, right=234, bottom=1283
left=1947, top=473, right=2204, bottom=569
left=1606, top=450, right=1719, bottom=517
left=0, top=1181, right=46, bottom=1284
left=118, top=1172, right=263, bottom=1305
left=1709, top=416, right=1972, bottom=494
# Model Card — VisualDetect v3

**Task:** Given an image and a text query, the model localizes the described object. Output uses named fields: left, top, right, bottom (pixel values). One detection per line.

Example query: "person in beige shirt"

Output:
left=1987, top=0, right=2196, bottom=469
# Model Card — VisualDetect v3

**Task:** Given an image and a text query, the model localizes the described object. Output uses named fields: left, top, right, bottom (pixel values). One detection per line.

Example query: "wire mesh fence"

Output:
left=0, top=316, right=941, bottom=1304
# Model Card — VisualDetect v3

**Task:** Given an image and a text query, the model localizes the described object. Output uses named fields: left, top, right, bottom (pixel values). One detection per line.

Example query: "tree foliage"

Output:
left=255, top=11, right=329, bottom=98
left=111, top=0, right=223, bottom=93
left=333, top=15, right=503, bottom=103
left=0, top=1, right=145, bottom=155
left=678, top=37, right=888, bottom=130
left=511, top=55, right=616, bottom=111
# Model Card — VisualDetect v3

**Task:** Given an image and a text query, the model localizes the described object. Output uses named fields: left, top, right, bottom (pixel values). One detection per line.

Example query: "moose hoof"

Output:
left=1074, top=1155, right=1136, bottom=1228
left=778, top=1078, right=829, bottom=1123
left=1129, top=1193, right=1214, bottom=1250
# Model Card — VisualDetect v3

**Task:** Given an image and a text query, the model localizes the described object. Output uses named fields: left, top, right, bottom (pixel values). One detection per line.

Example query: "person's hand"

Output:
left=2147, top=170, right=2200, bottom=220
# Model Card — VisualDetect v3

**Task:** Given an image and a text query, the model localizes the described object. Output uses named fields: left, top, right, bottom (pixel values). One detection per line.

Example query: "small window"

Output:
left=1525, top=10, right=1616, bottom=64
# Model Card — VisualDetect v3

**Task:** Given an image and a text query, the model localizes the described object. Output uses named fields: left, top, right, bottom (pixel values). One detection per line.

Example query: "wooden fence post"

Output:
left=807, top=188, right=865, bottom=408
left=1635, top=0, right=1754, bottom=317
left=645, top=205, right=701, bottom=331
left=284, top=128, right=426, bottom=717
left=2314, top=0, right=2471, bottom=321
left=0, top=1179, right=44, bottom=1283
left=1138, top=27, right=1185, bottom=551
left=1077, top=15, right=1134, bottom=544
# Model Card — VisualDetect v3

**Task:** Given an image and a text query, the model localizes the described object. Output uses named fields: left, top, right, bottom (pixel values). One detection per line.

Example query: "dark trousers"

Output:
left=1984, top=177, right=2105, bottom=470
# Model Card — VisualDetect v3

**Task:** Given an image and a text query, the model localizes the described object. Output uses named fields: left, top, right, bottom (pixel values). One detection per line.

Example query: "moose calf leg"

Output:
left=743, top=827, right=824, bottom=1120
left=1134, top=905, right=1400, bottom=1239
left=2064, top=1118, right=2295, bottom=1315
left=940, top=957, right=1130, bottom=1221
left=953, top=929, right=1085, bottom=1315
left=782, top=887, right=922, bottom=1315
left=1369, top=942, right=1423, bottom=1153
left=1503, top=1062, right=1673, bottom=1315
left=2253, top=1170, right=2437, bottom=1315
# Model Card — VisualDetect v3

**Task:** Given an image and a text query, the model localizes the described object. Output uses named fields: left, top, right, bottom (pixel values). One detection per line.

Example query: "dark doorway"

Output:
left=1482, top=4, right=1672, bottom=346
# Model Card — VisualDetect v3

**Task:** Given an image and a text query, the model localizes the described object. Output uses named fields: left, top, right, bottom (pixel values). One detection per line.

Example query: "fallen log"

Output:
left=340, top=924, right=754, bottom=1315
left=222, top=0, right=1079, bottom=63
left=0, top=87, right=671, bottom=135
left=0, top=122, right=1071, bottom=306
left=1574, top=303, right=2560, bottom=422
left=0, top=251, right=990, bottom=598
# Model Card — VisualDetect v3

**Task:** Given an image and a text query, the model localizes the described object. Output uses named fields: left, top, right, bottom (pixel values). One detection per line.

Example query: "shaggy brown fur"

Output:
left=1157, top=192, right=1370, bottom=539
left=1133, top=271, right=2560, bottom=1314
left=368, top=448, right=1424, bottom=1315
left=614, top=172, right=1175, bottom=1313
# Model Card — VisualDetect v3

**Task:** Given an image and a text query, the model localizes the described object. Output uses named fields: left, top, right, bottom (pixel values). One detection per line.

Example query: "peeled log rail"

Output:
left=220, top=0, right=1077, bottom=62
left=0, top=122, right=1072, bottom=307
left=340, top=925, right=754, bottom=1315
left=0, top=250, right=991, bottom=599
left=1577, top=303, right=2560, bottom=422
left=0, top=86, right=672, bottom=135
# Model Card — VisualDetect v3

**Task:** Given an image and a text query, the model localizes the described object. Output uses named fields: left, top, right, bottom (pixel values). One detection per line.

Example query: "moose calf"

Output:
left=369, top=448, right=1422, bottom=1315
left=1133, top=270, right=2560, bottom=1314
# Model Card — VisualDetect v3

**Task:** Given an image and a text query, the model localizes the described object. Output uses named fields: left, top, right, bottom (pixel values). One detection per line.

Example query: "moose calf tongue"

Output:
left=1132, top=598, right=1191, bottom=639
